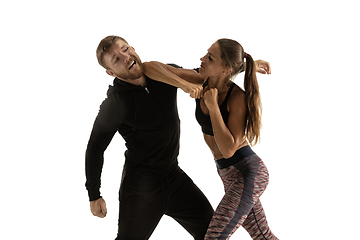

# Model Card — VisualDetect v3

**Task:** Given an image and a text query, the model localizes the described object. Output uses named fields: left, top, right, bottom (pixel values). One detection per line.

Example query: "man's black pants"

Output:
left=115, top=165, right=214, bottom=240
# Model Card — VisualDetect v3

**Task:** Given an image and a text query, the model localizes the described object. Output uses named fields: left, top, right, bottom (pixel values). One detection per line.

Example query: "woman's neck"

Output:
left=207, top=76, right=230, bottom=93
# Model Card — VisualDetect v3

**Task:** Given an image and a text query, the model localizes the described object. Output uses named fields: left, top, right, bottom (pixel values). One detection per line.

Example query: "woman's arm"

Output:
left=204, top=88, right=247, bottom=159
left=255, top=60, right=271, bottom=74
left=143, top=61, right=205, bottom=98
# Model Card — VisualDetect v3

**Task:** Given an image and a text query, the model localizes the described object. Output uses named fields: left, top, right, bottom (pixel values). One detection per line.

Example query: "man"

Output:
left=86, top=36, right=212, bottom=240
left=85, top=35, right=270, bottom=239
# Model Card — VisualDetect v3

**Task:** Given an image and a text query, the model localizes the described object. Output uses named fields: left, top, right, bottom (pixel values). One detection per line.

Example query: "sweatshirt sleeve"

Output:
left=85, top=97, right=126, bottom=201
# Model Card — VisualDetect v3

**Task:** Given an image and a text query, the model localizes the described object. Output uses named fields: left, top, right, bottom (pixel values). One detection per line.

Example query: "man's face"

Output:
left=103, top=40, right=143, bottom=81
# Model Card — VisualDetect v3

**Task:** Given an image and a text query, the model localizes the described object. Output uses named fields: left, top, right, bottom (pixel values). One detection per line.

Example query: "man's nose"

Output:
left=116, top=52, right=130, bottom=63
left=122, top=53, right=130, bottom=62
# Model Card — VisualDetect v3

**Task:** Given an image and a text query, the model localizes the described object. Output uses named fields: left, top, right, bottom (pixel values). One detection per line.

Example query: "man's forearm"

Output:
left=85, top=145, right=104, bottom=201
left=143, top=61, right=188, bottom=90
left=85, top=121, right=116, bottom=201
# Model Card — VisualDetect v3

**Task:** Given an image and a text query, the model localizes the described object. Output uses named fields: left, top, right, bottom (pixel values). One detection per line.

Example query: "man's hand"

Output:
left=183, top=83, right=203, bottom=99
left=90, top=197, right=107, bottom=218
left=255, top=60, right=271, bottom=74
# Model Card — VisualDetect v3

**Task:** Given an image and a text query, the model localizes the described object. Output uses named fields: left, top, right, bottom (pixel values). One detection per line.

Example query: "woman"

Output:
left=144, top=39, right=278, bottom=239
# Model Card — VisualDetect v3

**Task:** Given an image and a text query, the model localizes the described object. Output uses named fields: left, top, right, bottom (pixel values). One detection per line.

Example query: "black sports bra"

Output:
left=195, top=80, right=235, bottom=136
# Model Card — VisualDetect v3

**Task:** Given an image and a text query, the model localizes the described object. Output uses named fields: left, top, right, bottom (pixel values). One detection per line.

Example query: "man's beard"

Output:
left=116, top=60, right=144, bottom=81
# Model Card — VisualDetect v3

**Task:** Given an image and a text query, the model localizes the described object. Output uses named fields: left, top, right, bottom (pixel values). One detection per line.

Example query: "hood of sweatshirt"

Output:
left=107, top=77, right=144, bottom=96
left=105, top=76, right=172, bottom=133
left=106, top=77, right=153, bottom=132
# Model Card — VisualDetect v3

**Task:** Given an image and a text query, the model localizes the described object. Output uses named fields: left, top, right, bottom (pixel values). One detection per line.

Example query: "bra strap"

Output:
left=223, top=83, right=235, bottom=103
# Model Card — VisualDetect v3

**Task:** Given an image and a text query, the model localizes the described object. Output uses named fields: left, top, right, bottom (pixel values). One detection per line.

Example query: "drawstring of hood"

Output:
left=132, top=90, right=138, bottom=130
left=151, top=82, right=166, bottom=125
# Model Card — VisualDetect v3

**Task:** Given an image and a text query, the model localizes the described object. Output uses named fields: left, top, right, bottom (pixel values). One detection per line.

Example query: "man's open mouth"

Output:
left=129, top=60, right=136, bottom=70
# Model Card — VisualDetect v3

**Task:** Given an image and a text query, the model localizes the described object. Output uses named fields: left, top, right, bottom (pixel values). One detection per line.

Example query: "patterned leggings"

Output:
left=205, top=146, right=278, bottom=240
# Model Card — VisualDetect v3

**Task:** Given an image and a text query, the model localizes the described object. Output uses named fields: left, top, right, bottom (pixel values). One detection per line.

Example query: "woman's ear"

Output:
left=106, top=69, right=117, bottom=77
left=223, top=67, right=232, bottom=76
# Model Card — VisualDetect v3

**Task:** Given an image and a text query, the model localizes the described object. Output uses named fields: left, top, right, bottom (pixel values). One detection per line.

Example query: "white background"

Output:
left=1, top=0, right=359, bottom=239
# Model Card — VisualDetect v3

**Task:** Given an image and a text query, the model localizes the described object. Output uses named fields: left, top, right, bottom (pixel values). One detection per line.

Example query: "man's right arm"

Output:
left=85, top=120, right=116, bottom=201
left=85, top=97, right=125, bottom=202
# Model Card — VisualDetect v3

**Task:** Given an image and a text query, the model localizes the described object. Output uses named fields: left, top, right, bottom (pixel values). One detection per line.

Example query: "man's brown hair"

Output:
left=96, top=36, right=128, bottom=69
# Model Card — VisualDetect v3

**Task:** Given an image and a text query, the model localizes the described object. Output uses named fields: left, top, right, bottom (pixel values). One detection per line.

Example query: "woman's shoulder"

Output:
left=229, top=84, right=246, bottom=107
left=231, top=83, right=246, bottom=97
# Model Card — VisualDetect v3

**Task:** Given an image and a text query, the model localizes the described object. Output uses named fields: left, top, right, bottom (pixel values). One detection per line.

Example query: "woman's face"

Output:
left=199, top=42, right=227, bottom=78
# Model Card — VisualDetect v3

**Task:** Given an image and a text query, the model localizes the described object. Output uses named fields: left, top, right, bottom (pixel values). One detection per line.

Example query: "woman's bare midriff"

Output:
left=203, top=134, right=248, bottom=160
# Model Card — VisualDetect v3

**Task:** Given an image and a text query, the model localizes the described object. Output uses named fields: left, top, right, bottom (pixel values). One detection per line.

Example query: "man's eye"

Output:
left=115, top=57, right=119, bottom=63
left=124, top=47, right=129, bottom=52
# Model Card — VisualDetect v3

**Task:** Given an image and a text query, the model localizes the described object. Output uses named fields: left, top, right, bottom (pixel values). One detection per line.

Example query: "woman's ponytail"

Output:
left=217, top=39, right=262, bottom=146
left=244, top=53, right=262, bottom=146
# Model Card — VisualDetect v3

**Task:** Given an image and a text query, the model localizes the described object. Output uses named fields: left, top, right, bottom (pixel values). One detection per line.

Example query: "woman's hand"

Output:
left=203, top=88, right=218, bottom=110
left=255, top=59, right=271, bottom=74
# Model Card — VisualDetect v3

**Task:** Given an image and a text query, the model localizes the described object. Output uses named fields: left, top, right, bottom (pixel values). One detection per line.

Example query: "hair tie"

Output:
left=244, top=52, right=248, bottom=58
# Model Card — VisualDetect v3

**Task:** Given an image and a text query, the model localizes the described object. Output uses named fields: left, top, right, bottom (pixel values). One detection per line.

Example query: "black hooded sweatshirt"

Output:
left=85, top=75, right=180, bottom=201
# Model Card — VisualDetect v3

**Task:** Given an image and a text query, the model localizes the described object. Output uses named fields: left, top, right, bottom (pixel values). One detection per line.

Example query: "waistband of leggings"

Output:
left=215, top=145, right=255, bottom=169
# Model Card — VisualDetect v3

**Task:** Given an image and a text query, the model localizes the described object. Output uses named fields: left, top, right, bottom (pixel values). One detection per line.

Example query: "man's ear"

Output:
left=106, top=69, right=117, bottom=77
